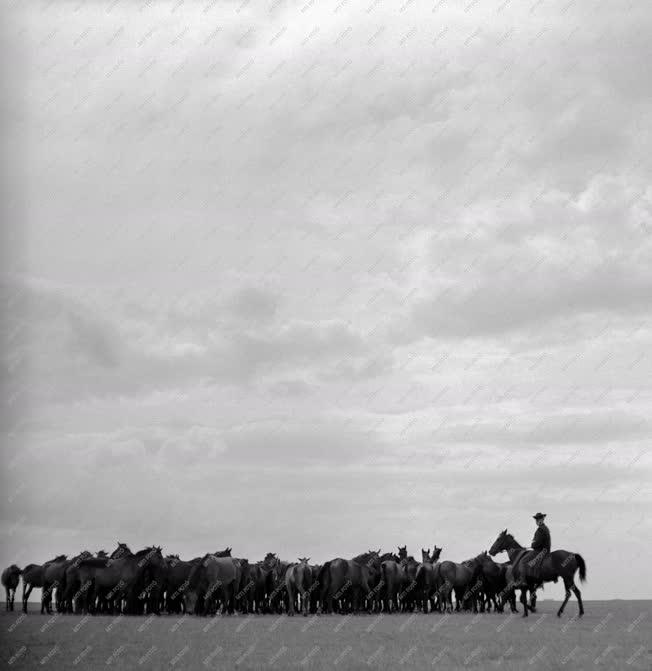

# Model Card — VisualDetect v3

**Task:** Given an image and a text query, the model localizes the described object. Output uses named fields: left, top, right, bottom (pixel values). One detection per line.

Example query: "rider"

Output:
left=529, top=512, right=551, bottom=580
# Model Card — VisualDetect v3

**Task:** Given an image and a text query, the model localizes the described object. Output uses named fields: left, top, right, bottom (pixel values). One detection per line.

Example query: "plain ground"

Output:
left=0, top=600, right=650, bottom=670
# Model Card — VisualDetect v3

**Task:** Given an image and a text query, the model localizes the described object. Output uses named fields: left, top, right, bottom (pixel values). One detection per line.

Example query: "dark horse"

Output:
left=2, top=565, right=22, bottom=611
left=319, top=550, right=381, bottom=613
left=489, top=529, right=586, bottom=617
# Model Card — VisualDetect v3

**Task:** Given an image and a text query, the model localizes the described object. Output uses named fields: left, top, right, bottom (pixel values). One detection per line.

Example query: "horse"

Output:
left=245, top=561, right=271, bottom=614
left=59, top=551, right=93, bottom=614
left=185, top=554, right=239, bottom=615
left=133, top=546, right=165, bottom=615
left=379, top=558, right=405, bottom=613
left=22, top=556, right=65, bottom=614
left=400, top=554, right=420, bottom=612
left=162, top=555, right=202, bottom=613
left=467, top=551, right=506, bottom=612
left=319, top=550, right=381, bottom=614
left=42, top=555, right=70, bottom=613
left=77, top=545, right=164, bottom=615
left=415, top=546, right=443, bottom=613
left=436, top=555, right=483, bottom=613
left=282, top=557, right=313, bottom=616
left=2, top=565, right=22, bottom=611
left=309, top=563, right=321, bottom=614
left=232, top=557, right=251, bottom=613
left=489, top=529, right=586, bottom=617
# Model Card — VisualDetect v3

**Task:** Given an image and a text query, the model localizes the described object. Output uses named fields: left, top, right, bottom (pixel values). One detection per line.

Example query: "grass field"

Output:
left=1, top=601, right=650, bottom=670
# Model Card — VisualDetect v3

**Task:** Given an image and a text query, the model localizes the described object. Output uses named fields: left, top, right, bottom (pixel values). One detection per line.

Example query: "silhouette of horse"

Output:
left=59, top=551, right=93, bottom=614
left=42, top=555, right=70, bottom=613
left=22, top=556, right=66, bottom=614
left=319, top=550, right=381, bottom=614
left=2, top=565, right=22, bottom=611
left=415, top=546, right=443, bottom=612
left=186, top=554, right=239, bottom=615
left=77, top=545, right=164, bottom=615
left=283, top=557, right=313, bottom=616
left=436, top=555, right=483, bottom=613
left=162, top=555, right=201, bottom=614
left=489, top=529, right=586, bottom=617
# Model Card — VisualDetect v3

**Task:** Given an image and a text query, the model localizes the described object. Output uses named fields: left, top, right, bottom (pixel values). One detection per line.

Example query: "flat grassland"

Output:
left=1, top=601, right=650, bottom=670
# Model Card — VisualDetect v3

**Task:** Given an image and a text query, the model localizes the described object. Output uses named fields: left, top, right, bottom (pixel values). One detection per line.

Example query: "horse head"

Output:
left=489, top=529, right=512, bottom=556
left=432, top=546, right=443, bottom=561
left=397, top=545, right=408, bottom=561
left=112, top=542, right=132, bottom=558
left=298, top=557, right=310, bottom=564
left=421, top=548, right=431, bottom=562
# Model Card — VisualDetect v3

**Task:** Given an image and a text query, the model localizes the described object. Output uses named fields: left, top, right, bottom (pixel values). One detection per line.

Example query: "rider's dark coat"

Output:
left=531, top=523, right=551, bottom=552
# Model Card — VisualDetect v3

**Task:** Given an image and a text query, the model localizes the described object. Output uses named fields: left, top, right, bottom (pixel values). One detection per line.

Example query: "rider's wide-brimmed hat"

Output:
left=533, top=512, right=547, bottom=520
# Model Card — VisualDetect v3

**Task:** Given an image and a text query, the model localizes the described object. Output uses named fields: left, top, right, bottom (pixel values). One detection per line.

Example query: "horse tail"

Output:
left=318, top=561, right=330, bottom=595
left=381, top=562, right=389, bottom=590
left=415, top=564, right=425, bottom=589
left=575, top=554, right=587, bottom=583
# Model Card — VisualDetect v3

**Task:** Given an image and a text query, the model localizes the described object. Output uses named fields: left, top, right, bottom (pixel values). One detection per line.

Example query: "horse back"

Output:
left=206, top=557, right=237, bottom=586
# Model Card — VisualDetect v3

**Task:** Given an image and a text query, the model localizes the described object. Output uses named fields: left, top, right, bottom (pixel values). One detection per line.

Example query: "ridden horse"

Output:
left=283, top=557, right=313, bottom=616
left=22, top=556, right=66, bottom=614
left=185, top=554, right=239, bottom=615
left=2, top=565, right=22, bottom=611
left=489, top=529, right=586, bottom=617
left=319, top=550, right=381, bottom=614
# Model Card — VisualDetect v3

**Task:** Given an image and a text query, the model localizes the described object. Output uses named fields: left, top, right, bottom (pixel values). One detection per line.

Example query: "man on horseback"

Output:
left=528, top=512, right=550, bottom=580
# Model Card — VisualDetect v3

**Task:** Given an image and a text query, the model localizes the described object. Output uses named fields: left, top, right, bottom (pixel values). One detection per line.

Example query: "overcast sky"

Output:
left=2, top=0, right=651, bottom=599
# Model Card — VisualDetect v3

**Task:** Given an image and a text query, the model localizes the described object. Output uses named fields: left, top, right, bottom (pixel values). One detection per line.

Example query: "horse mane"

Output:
left=352, top=551, right=377, bottom=564
left=379, top=552, right=399, bottom=562
left=47, top=554, right=67, bottom=563
left=111, top=543, right=133, bottom=558
left=134, top=546, right=160, bottom=558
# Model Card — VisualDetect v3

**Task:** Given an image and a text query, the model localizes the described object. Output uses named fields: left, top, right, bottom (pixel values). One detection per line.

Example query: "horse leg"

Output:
left=5, top=587, right=9, bottom=611
left=557, top=579, right=572, bottom=617
left=571, top=583, right=584, bottom=617
left=286, top=583, right=295, bottom=616
left=23, top=583, right=32, bottom=613
left=301, top=588, right=309, bottom=617
left=520, top=588, right=529, bottom=617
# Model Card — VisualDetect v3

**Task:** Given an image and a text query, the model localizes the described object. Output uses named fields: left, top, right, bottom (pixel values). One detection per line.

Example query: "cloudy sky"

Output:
left=2, top=0, right=651, bottom=599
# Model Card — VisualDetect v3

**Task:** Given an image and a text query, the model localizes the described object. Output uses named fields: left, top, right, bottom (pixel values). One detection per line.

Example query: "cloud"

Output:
left=393, top=175, right=652, bottom=341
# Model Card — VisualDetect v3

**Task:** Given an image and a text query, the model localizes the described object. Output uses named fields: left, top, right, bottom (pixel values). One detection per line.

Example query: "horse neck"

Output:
left=505, top=540, right=525, bottom=561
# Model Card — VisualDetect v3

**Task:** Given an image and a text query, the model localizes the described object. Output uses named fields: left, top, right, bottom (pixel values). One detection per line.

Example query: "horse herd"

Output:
left=1, top=530, right=587, bottom=621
